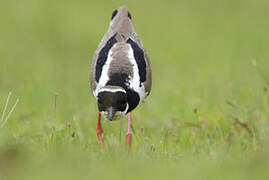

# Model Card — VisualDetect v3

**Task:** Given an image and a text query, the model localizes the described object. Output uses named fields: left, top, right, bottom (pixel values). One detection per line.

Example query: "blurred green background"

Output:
left=0, top=0, right=269, bottom=179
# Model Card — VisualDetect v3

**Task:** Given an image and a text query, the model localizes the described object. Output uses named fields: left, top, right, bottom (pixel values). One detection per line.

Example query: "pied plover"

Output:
left=90, top=5, right=152, bottom=148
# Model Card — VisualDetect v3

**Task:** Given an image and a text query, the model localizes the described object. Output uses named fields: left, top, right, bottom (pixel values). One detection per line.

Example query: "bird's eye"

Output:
left=121, top=103, right=127, bottom=109
left=98, top=99, right=103, bottom=104
left=111, top=9, right=118, bottom=20
left=128, top=12, right=132, bottom=19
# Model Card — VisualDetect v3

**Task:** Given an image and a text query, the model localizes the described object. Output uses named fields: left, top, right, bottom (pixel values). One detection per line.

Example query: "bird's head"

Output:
left=97, top=87, right=128, bottom=121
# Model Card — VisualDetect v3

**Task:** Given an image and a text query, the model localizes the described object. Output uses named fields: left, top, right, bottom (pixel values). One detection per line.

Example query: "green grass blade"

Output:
left=252, top=59, right=269, bottom=86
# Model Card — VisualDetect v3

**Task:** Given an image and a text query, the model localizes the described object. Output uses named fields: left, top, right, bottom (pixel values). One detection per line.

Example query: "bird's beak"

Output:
left=107, top=107, right=116, bottom=121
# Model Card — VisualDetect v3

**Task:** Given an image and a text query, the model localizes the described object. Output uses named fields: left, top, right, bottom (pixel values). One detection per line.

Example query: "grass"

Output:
left=0, top=0, right=269, bottom=179
left=0, top=92, right=19, bottom=129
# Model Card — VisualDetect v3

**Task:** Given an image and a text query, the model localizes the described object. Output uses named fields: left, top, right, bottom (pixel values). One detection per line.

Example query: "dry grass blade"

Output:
left=232, top=116, right=253, bottom=137
left=0, top=92, right=19, bottom=129
left=0, top=92, right=11, bottom=124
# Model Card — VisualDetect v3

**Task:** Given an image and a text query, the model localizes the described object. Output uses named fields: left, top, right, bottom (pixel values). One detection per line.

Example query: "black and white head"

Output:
left=97, top=87, right=129, bottom=121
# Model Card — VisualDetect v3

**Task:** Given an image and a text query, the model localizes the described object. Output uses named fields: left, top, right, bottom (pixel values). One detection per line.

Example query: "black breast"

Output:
left=106, top=73, right=140, bottom=112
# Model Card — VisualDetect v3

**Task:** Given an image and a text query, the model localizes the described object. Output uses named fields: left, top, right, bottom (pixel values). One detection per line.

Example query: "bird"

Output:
left=90, top=5, right=151, bottom=149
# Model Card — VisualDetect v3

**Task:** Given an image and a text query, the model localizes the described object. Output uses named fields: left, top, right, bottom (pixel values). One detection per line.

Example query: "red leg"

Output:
left=125, top=112, right=132, bottom=149
left=96, top=112, right=104, bottom=149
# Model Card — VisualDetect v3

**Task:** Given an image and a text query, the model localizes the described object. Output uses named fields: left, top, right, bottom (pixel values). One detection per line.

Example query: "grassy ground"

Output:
left=1, top=0, right=269, bottom=179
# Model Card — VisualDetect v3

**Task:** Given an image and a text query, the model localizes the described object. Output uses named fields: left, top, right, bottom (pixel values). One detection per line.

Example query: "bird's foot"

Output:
left=125, top=133, right=132, bottom=150
left=96, top=112, right=104, bottom=149
left=96, top=128, right=104, bottom=149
